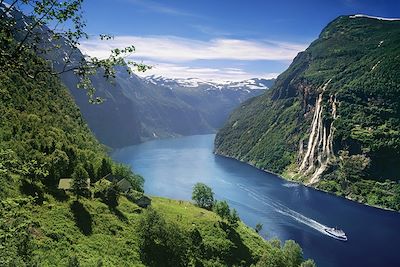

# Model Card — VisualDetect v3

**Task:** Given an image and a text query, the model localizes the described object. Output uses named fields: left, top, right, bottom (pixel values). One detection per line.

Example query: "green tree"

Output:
left=48, top=149, right=69, bottom=185
left=213, top=200, right=230, bottom=220
left=338, top=150, right=370, bottom=182
left=71, top=164, right=89, bottom=199
left=20, top=159, right=49, bottom=184
left=228, top=208, right=240, bottom=227
left=256, top=247, right=285, bottom=267
left=103, top=182, right=120, bottom=208
left=0, top=198, right=34, bottom=266
left=84, top=162, right=96, bottom=183
left=138, top=208, right=189, bottom=267
left=188, top=228, right=204, bottom=261
left=192, top=183, right=214, bottom=210
left=97, top=158, right=112, bottom=180
left=282, top=240, right=303, bottom=267
left=0, top=0, right=150, bottom=103
left=300, top=259, right=317, bottom=267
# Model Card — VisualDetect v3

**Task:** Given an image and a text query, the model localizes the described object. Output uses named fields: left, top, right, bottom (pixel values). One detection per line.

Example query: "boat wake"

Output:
left=237, top=184, right=330, bottom=237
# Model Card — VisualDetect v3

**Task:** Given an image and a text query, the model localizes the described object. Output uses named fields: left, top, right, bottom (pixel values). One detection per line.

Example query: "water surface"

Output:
left=112, top=134, right=400, bottom=267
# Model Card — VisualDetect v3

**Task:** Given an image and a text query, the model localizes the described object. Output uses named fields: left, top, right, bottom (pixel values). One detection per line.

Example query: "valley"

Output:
left=1, top=0, right=399, bottom=266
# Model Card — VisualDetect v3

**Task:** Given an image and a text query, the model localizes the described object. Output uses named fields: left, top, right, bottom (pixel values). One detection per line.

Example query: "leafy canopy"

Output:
left=192, top=182, right=214, bottom=210
left=0, top=0, right=150, bottom=103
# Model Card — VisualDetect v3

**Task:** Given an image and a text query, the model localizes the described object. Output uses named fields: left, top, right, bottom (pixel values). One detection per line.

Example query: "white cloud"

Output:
left=79, top=35, right=306, bottom=81
left=133, top=61, right=280, bottom=82
left=80, top=35, right=308, bottom=62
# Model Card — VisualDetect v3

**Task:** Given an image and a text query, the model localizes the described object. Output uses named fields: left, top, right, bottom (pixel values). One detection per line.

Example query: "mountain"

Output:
left=3, top=3, right=273, bottom=149
left=0, top=26, right=298, bottom=267
left=0, top=4, right=315, bottom=266
left=63, top=73, right=274, bottom=148
left=143, top=75, right=274, bottom=91
left=215, top=15, right=400, bottom=211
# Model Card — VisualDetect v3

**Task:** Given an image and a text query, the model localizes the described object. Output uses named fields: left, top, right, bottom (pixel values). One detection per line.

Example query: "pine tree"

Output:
left=72, top=165, right=89, bottom=199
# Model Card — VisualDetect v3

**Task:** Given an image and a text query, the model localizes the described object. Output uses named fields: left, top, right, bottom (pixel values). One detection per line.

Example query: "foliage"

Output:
left=338, top=150, right=370, bottom=182
left=0, top=0, right=150, bottom=103
left=113, top=163, right=145, bottom=192
left=192, top=182, right=214, bottom=210
left=0, top=48, right=107, bottom=188
left=138, top=208, right=189, bottom=267
left=0, top=44, right=307, bottom=265
left=0, top=198, right=35, bottom=267
left=97, top=158, right=112, bottom=181
left=102, top=182, right=120, bottom=208
left=213, top=200, right=231, bottom=220
left=228, top=208, right=240, bottom=227
left=71, top=164, right=89, bottom=198
left=0, top=5, right=313, bottom=266
left=213, top=200, right=240, bottom=227
left=300, top=259, right=317, bottom=267
left=68, top=256, right=80, bottom=267
left=255, top=240, right=304, bottom=267
left=215, top=15, right=400, bottom=210
left=283, top=240, right=303, bottom=267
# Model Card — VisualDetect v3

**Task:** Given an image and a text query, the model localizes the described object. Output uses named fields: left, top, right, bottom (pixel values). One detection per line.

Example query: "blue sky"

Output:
left=78, top=0, right=400, bottom=81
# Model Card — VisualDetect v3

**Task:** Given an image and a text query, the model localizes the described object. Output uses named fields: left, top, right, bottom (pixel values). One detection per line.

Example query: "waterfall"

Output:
left=298, top=80, right=337, bottom=184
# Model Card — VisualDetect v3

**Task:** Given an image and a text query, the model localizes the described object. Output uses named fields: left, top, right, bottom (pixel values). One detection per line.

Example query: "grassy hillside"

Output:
left=8, top=195, right=271, bottom=266
left=215, top=15, right=400, bottom=211
left=0, top=33, right=314, bottom=266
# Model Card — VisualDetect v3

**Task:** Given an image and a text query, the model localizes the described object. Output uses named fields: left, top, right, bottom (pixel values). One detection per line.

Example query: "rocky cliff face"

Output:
left=215, top=15, right=400, bottom=210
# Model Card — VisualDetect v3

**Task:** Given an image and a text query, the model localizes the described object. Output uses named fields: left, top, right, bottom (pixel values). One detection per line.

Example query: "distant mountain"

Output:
left=4, top=4, right=274, bottom=149
left=143, top=75, right=274, bottom=91
left=215, top=15, right=400, bottom=210
left=61, top=69, right=274, bottom=147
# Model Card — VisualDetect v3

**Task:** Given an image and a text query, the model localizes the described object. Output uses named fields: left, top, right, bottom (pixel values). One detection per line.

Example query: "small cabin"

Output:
left=101, top=173, right=132, bottom=193
left=135, top=195, right=152, bottom=208
left=117, top=178, right=132, bottom=193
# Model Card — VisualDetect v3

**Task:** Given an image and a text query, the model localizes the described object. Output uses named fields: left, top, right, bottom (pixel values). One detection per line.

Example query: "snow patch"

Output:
left=349, top=14, right=400, bottom=21
left=143, top=76, right=270, bottom=91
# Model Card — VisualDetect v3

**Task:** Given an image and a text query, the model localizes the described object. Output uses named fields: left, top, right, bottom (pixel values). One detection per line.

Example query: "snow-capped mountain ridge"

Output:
left=143, top=75, right=274, bottom=91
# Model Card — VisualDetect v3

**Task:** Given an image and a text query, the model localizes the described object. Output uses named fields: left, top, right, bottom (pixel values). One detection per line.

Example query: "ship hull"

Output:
left=324, top=229, right=348, bottom=241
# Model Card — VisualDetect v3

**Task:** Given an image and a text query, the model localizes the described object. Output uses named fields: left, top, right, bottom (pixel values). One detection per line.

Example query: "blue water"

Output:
left=112, top=134, right=400, bottom=267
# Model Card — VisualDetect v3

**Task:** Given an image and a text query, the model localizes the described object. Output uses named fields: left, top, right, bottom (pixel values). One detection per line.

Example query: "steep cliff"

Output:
left=215, top=15, right=400, bottom=210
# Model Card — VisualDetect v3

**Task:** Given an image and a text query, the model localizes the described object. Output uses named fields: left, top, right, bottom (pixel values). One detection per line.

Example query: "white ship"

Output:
left=324, top=227, right=348, bottom=241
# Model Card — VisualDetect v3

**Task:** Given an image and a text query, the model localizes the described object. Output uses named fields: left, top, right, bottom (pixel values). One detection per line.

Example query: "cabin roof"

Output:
left=58, top=178, right=72, bottom=190
left=117, top=178, right=132, bottom=192
left=58, top=178, right=90, bottom=190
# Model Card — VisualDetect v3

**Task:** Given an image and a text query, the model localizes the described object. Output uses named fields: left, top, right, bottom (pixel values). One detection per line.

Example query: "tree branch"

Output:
left=13, top=0, right=57, bottom=57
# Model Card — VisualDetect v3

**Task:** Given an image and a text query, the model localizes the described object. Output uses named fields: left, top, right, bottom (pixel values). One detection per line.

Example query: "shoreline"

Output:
left=214, top=150, right=398, bottom=213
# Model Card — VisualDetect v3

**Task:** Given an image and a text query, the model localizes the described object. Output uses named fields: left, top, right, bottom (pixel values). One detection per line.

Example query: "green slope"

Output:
left=215, top=15, right=400, bottom=211
left=0, top=35, right=314, bottom=266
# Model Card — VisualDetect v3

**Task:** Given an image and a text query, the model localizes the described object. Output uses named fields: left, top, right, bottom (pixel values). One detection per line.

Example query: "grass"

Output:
left=23, top=191, right=268, bottom=266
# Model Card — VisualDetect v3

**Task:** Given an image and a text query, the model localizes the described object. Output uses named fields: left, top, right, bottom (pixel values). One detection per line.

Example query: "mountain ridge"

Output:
left=61, top=70, right=273, bottom=148
left=3, top=3, right=273, bottom=149
left=215, top=15, right=400, bottom=211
